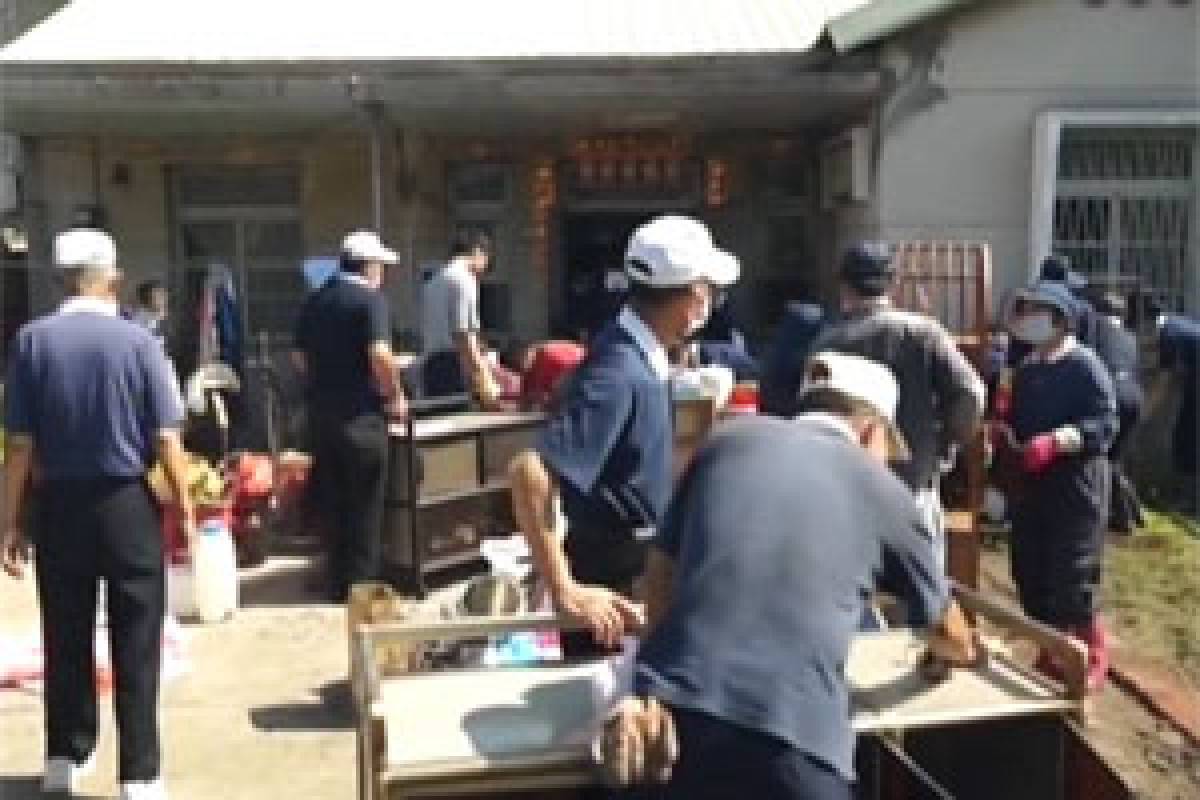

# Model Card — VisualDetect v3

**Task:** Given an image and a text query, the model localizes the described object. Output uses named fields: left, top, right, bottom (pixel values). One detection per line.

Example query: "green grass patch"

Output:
left=1104, top=510, right=1200, bottom=687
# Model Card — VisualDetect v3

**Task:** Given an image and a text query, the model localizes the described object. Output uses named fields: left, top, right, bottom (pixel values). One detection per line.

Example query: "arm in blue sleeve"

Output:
left=140, top=340, right=186, bottom=432
left=1072, top=355, right=1119, bottom=458
left=3, top=334, right=34, bottom=435
left=877, top=497, right=951, bottom=628
left=534, top=365, right=632, bottom=497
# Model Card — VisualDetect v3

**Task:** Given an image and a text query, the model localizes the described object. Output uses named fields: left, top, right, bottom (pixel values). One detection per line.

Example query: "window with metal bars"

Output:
left=1052, top=128, right=1196, bottom=310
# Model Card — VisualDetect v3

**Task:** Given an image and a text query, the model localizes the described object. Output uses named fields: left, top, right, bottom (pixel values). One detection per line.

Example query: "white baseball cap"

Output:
left=341, top=230, right=398, bottom=265
left=54, top=228, right=117, bottom=271
left=799, top=350, right=910, bottom=460
left=624, top=215, right=739, bottom=288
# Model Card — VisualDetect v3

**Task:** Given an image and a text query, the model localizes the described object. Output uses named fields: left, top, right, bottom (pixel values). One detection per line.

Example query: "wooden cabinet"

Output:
left=383, top=411, right=544, bottom=595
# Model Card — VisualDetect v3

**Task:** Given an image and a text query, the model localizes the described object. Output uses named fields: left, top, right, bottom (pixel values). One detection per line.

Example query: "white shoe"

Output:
left=120, top=777, right=168, bottom=800
left=42, top=751, right=96, bottom=793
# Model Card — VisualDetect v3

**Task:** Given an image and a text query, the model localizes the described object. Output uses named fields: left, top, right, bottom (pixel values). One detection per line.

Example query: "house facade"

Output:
left=1, top=0, right=1196, bottom=361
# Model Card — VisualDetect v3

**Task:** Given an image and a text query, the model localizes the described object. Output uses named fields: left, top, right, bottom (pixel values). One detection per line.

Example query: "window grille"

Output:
left=1052, top=128, right=1196, bottom=309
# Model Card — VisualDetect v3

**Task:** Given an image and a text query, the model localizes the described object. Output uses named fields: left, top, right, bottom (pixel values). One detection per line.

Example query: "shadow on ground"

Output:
left=248, top=680, right=354, bottom=733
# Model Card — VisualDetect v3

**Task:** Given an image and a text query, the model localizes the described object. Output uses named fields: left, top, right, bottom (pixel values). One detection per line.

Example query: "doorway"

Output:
left=560, top=212, right=661, bottom=338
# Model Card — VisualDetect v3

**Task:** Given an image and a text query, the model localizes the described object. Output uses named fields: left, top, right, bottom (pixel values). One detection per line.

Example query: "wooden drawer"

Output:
left=382, top=487, right=514, bottom=573
left=388, top=438, right=480, bottom=504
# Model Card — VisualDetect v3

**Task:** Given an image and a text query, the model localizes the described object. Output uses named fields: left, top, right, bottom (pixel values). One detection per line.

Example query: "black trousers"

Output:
left=620, top=708, right=851, bottom=800
left=1009, top=460, right=1109, bottom=628
left=423, top=350, right=467, bottom=399
left=35, top=477, right=165, bottom=782
left=310, top=411, right=389, bottom=602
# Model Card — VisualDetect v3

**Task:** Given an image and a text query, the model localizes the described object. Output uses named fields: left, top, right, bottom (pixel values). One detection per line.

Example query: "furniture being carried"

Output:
left=351, top=584, right=1130, bottom=800
left=384, top=408, right=545, bottom=596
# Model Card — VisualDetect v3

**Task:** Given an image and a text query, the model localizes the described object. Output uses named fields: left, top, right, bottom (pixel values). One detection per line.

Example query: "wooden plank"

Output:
left=953, top=583, right=1090, bottom=717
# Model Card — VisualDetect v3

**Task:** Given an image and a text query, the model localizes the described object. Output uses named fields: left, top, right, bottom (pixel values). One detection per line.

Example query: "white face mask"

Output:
left=1012, top=312, right=1055, bottom=345
left=686, top=294, right=712, bottom=338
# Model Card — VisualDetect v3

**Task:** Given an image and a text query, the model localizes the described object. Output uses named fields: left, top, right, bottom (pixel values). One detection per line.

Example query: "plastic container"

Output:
left=167, top=563, right=197, bottom=619
left=191, top=519, right=238, bottom=623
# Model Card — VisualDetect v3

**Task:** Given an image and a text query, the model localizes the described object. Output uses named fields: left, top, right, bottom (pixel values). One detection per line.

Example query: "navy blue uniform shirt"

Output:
left=760, top=302, right=827, bottom=417
left=293, top=273, right=391, bottom=418
left=1160, top=314, right=1200, bottom=474
left=1010, top=341, right=1118, bottom=458
left=535, top=311, right=673, bottom=585
left=5, top=299, right=184, bottom=479
left=635, top=415, right=949, bottom=781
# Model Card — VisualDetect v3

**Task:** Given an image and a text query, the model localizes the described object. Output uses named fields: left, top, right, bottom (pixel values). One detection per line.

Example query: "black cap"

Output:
left=840, top=241, right=896, bottom=296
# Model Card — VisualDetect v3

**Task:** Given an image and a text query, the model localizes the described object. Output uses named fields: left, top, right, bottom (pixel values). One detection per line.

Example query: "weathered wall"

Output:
left=872, top=0, right=1199, bottom=307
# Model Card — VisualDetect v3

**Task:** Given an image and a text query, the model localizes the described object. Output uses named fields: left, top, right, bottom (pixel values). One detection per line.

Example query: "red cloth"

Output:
left=521, top=341, right=586, bottom=410
left=1022, top=432, right=1061, bottom=474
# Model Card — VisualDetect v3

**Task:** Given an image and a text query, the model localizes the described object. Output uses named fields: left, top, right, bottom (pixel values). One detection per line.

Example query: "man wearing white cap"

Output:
left=2, top=229, right=194, bottom=799
left=510, top=215, right=738, bottom=657
left=597, top=351, right=977, bottom=799
left=292, top=230, right=406, bottom=602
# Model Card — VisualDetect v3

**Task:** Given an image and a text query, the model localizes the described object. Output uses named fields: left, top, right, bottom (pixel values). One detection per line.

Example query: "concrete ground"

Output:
left=1, top=555, right=357, bottom=800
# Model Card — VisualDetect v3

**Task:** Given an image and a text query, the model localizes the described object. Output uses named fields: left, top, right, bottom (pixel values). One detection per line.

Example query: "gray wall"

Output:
left=872, top=0, right=1199, bottom=307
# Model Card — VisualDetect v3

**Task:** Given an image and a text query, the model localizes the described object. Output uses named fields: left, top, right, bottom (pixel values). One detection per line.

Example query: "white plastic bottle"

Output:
left=192, top=519, right=238, bottom=623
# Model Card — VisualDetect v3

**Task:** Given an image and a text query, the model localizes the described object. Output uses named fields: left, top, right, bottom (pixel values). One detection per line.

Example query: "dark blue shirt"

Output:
left=635, top=416, right=949, bottom=781
left=1010, top=342, right=1118, bottom=458
left=1160, top=314, right=1200, bottom=474
left=5, top=304, right=184, bottom=479
left=760, top=302, right=827, bottom=417
left=535, top=318, right=672, bottom=584
left=293, top=274, right=391, bottom=417
left=1089, top=316, right=1142, bottom=412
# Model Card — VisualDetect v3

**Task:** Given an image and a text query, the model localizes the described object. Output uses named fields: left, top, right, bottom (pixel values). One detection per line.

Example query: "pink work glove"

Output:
left=1022, top=433, right=1060, bottom=473
left=1022, top=427, right=1081, bottom=474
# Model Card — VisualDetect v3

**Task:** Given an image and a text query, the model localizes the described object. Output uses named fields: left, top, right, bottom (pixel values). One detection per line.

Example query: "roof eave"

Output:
left=827, top=0, right=977, bottom=52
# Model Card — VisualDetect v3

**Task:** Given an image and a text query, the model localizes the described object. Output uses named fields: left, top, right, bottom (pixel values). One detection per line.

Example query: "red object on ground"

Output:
left=726, top=383, right=760, bottom=415
left=522, top=341, right=587, bottom=410
left=1022, top=432, right=1060, bottom=473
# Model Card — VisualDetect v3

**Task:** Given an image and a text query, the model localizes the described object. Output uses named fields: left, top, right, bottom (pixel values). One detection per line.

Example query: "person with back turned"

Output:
left=812, top=242, right=985, bottom=575
left=3, top=229, right=195, bottom=800
left=596, top=351, right=978, bottom=799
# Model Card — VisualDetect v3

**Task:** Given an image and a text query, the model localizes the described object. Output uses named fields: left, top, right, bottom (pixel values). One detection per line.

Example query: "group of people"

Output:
left=507, top=216, right=1195, bottom=797
left=3, top=212, right=1196, bottom=800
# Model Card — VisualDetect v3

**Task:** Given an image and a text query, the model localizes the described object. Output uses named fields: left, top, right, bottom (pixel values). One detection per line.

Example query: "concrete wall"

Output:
left=872, top=0, right=1199, bottom=308
left=25, top=131, right=384, bottom=316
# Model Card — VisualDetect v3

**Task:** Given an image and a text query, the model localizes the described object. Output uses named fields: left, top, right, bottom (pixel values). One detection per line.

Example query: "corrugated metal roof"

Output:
left=0, top=0, right=874, bottom=64
left=827, top=0, right=976, bottom=52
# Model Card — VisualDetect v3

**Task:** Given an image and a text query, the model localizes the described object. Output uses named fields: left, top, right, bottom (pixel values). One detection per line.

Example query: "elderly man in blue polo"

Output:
left=3, top=229, right=194, bottom=800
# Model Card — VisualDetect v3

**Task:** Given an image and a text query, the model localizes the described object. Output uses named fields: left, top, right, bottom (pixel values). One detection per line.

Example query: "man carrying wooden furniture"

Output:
left=812, top=242, right=985, bottom=577
left=599, top=352, right=978, bottom=800
left=509, top=215, right=738, bottom=658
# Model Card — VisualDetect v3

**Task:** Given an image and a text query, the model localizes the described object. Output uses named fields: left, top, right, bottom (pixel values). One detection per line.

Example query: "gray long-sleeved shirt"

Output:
left=812, top=303, right=985, bottom=491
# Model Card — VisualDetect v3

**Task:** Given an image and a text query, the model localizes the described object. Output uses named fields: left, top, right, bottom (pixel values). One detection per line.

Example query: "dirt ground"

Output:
left=980, top=546, right=1200, bottom=800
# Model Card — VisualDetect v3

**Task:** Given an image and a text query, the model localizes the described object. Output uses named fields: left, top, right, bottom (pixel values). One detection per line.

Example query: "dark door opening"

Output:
left=560, top=212, right=661, bottom=339
left=2, top=265, right=30, bottom=362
